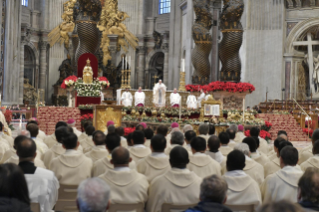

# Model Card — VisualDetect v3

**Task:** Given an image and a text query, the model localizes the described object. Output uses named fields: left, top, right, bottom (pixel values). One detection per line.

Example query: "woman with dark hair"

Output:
left=0, top=163, right=31, bottom=212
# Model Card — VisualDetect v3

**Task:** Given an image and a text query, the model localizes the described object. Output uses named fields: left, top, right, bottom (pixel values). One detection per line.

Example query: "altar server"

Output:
left=187, top=136, right=221, bottom=178
left=136, top=134, right=170, bottom=182
left=129, top=130, right=151, bottom=162
left=134, top=87, right=146, bottom=107
left=85, top=131, right=108, bottom=162
left=67, top=118, right=82, bottom=137
left=153, top=80, right=167, bottom=107
left=261, top=146, right=303, bottom=203
left=170, top=88, right=181, bottom=107
left=93, top=133, right=136, bottom=177
left=43, top=121, right=67, bottom=149
left=121, top=88, right=133, bottom=106
left=50, top=132, right=93, bottom=185
left=147, top=146, right=202, bottom=212
left=17, top=136, right=59, bottom=212
left=197, top=89, right=206, bottom=108
left=186, top=91, right=197, bottom=109
left=223, top=150, right=262, bottom=209
left=98, top=147, right=149, bottom=204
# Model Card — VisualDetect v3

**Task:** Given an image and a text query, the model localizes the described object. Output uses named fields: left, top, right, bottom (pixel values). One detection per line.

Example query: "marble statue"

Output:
left=83, top=59, right=93, bottom=84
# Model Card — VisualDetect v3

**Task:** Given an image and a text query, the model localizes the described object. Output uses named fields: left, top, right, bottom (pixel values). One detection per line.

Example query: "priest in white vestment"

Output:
left=187, top=137, right=221, bottom=178
left=197, top=89, right=206, bottom=108
left=67, top=119, right=82, bottom=137
left=246, top=137, right=269, bottom=167
left=0, top=107, right=11, bottom=136
left=146, top=146, right=202, bottom=212
left=153, top=80, right=167, bottom=107
left=129, top=130, right=151, bottom=162
left=136, top=134, right=170, bottom=182
left=261, top=146, right=304, bottom=203
left=98, top=147, right=149, bottom=204
left=50, top=133, right=93, bottom=185
left=80, top=125, right=96, bottom=153
left=16, top=137, right=59, bottom=212
left=43, top=121, right=68, bottom=149
left=226, top=128, right=238, bottom=149
left=165, top=131, right=191, bottom=155
left=184, top=130, right=197, bottom=153
left=219, top=132, right=233, bottom=156
left=206, top=135, right=226, bottom=165
left=249, top=127, right=268, bottom=155
left=26, top=123, right=49, bottom=158
left=170, top=88, right=181, bottom=107
left=121, top=88, right=133, bottom=107
left=223, top=150, right=262, bottom=209
left=234, top=125, right=246, bottom=143
left=298, top=129, right=318, bottom=164
left=0, top=129, right=14, bottom=148
left=85, top=131, right=108, bottom=162
left=134, top=87, right=146, bottom=107
left=92, top=133, right=136, bottom=177
left=300, top=140, right=319, bottom=171
left=186, top=91, right=197, bottom=109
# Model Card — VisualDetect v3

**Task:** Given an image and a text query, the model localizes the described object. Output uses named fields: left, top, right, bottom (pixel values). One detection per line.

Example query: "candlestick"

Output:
left=182, top=59, right=185, bottom=72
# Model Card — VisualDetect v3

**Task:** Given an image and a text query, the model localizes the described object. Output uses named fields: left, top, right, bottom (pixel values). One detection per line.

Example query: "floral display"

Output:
left=97, top=76, right=110, bottom=89
left=61, top=75, right=78, bottom=89
left=123, top=106, right=200, bottom=117
left=185, top=81, right=255, bottom=93
left=80, top=113, right=93, bottom=126
left=75, top=79, right=102, bottom=97
left=303, top=128, right=314, bottom=138
left=124, top=127, right=135, bottom=136
left=261, top=121, right=272, bottom=132
left=78, top=104, right=94, bottom=110
left=244, top=129, right=271, bottom=141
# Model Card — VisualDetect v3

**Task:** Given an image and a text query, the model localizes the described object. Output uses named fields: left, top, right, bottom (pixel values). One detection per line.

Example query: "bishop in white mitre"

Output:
left=197, top=89, right=206, bottom=108
left=153, top=80, right=167, bottom=107
left=121, top=88, right=133, bottom=107
left=134, top=87, right=146, bottom=107
left=186, top=91, right=197, bottom=109
left=170, top=88, right=181, bottom=107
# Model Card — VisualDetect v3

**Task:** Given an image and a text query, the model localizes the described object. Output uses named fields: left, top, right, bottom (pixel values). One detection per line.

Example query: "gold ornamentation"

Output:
left=199, top=95, right=223, bottom=121
left=83, top=58, right=93, bottom=84
left=178, top=71, right=187, bottom=92
left=94, top=106, right=123, bottom=132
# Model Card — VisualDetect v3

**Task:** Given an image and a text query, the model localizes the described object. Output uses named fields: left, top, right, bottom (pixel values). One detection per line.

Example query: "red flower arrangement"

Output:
left=185, top=81, right=255, bottom=93
left=303, top=128, right=313, bottom=138
left=4, top=110, right=12, bottom=125
left=80, top=113, right=93, bottom=126
left=124, top=127, right=135, bottom=136
left=245, top=129, right=271, bottom=141
left=61, top=75, right=78, bottom=89
left=261, top=121, right=272, bottom=132
left=98, top=76, right=110, bottom=89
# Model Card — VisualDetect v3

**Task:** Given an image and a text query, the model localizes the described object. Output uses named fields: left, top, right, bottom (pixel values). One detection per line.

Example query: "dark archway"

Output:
left=24, top=45, right=36, bottom=87
left=148, top=52, right=164, bottom=88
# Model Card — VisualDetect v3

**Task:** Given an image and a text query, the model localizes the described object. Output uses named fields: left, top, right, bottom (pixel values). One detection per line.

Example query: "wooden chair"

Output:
left=161, top=203, right=197, bottom=212
left=108, top=202, right=144, bottom=212
left=30, top=202, right=40, bottom=212
left=225, top=204, right=254, bottom=212
left=54, top=184, right=78, bottom=212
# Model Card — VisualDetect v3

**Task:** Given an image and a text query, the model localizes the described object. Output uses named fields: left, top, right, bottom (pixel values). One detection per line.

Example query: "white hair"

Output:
left=234, top=143, right=250, bottom=156
left=77, top=178, right=110, bottom=212
left=183, top=124, right=194, bottom=133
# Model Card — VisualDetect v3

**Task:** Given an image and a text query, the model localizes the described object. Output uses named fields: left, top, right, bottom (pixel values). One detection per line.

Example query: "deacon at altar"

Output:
left=134, top=87, right=145, bottom=107
left=153, top=80, right=167, bottom=107
left=170, top=88, right=181, bottom=107
left=186, top=91, right=197, bottom=109
left=197, top=89, right=206, bottom=108
left=121, top=88, right=133, bottom=107
left=0, top=107, right=11, bottom=136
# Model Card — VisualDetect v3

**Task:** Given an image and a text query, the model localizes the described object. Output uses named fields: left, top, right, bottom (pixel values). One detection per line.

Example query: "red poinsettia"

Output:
left=61, top=75, right=78, bottom=89
left=185, top=81, right=255, bottom=93
left=4, top=110, right=12, bottom=125
left=98, top=76, right=110, bottom=89
left=303, top=128, right=313, bottom=138
left=124, top=127, right=135, bottom=136
left=245, top=129, right=271, bottom=141
left=261, top=121, right=272, bottom=131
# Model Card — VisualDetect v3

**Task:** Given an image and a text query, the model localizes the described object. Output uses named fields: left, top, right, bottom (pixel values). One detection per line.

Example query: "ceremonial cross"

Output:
left=153, top=75, right=159, bottom=86
left=293, top=32, right=319, bottom=94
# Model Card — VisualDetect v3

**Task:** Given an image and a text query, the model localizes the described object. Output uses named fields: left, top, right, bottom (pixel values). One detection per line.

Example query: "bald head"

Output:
left=16, top=137, right=36, bottom=160
left=111, top=147, right=131, bottom=166
left=169, top=146, right=189, bottom=169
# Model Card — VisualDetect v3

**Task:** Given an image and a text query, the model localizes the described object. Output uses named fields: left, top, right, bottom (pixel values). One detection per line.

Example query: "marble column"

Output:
left=39, top=41, right=47, bottom=90
left=137, top=46, right=146, bottom=88
left=163, top=32, right=169, bottom=86
left=19, top=43, right=25, bottom=104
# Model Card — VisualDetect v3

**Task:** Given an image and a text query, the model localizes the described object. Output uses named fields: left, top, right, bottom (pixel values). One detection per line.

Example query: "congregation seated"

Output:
left=198, top=124, right=209, bottom=142
left=187, top=136, right=221, bottom=178
left=298, top=167, right=319, bottom=211
left=136, top=134, right=170, bottom=182
left=208, top=124, right=215, bottom=136
left=156, top=124, right=169, bottom=138
left=268, top=137, right=286, bottom=161
left=300, top=140, right=319, bottom=171
left=85, top=130, right=108, bottom=162
left=299, top=129, right=319, bottom=164
left=81, top=125, right=96, bottom=153
left=183, top=124, right=194, bottom=134
left=206, top=135, right=226, bottom=165
left=226, top=128, right=237, bottom=149
left=17, top=136, right=59, bottom=212
left=261, top=146, right=303, bottom=203
left=99, top=147, right=149, bottom=204
left=143, top=128, right=154, bottom=148
left=26, top=123, right=49, bottom=158
left=234, top=142, right=264, bottom=185
left=223, top=150, right=262, bottom=209
left=248, top=136, right=269, bottom=167
left=165, top=131, right=189, bottom=155
left=0, top=163, right=32, bottom=212
left=147, top=146, right=202, bottom=212
left=43, top=121, right=67, bottom=149
left=28, top=119, right=47, bottom=141
left=218, top=132, right=233, bottom=156
left=129, top=130, right=151, bottom=162
left=115, top=126, right=128, bottom=148
left=250, top=127, right=268, bottom=155
left=67, top=118, right=82, bottom=137
left=166, top=122, right=180, bottom=142
left=93, top=133, right=136, bottom=177
left=234, top=124, right=246, bottom=143
left=50, top=132, right=93, bottom=185
left=185, top=130, right=197, bottom=153
left=185, top=175, right=232, bottom=212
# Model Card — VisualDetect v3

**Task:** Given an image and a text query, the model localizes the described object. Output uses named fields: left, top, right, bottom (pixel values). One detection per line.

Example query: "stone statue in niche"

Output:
left=83, top=58, right=94, bottom=84
left=153, top=31, right=163, bottom=49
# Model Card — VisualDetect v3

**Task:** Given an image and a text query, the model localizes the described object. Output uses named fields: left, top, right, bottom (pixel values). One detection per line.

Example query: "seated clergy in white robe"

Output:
left=136, top=134, right=170, bottom=182
left=186, top=91, right=197, bottom=109
left=99, top=147, right=149, bottom=204
left=223, top=150, right=262, bottom=209
left=50, top=132, right=93, bottom=185
left=261, top=146, right=304, bottom=203
left=115, top=126, right=128, bottom=148
left=16, top=137, right=59, bottom=212
left=80, top=125, right=96, bottom=153
left=26, top=123, right=49, bottom=158
left=147, top=146, right=202, bottom=212
left=298, top=130, right=319, bottom=164
left=170, top=88, right=181, bottom=107
left=67, top=118, right=82, bottom=137
left=234, top=124, right=246, bottom=143
left=129, top=130, right=151, bottom=162
left=247, top=137, right=270, bottom=168
left=43, top=126, right=83, bottom=169
left=153, top=80, right=167, bottom=107
left=85, top=131, right=108, bottom=162
left=249, top=127, right=268, bottom=155
left=43, top=121, right=68, bottom=149
left=134, top=87, right=146, bottom=107
left=93, top=133, right=136, bottom=177
left=234, top=142, right=264, bottom=185
left=218, top=132, right=233, bottom=156
left=187, top=136, right=221, bottom=178
left=197, top=89, right=206, bottom=108
left=301, top=140, right=319, bottom=171
left=226, top=128, right=238, bottom=149
left=206, top=135, right=226, bottom=165
left=121, top=88, right=133, bottom=107
left=28, top=118, right=46, bottom=142
left=165, top=131, right=191, bottom=155
left=184, top=130, right=197, bottom=154
left=198, top=124, right=210, bottom=143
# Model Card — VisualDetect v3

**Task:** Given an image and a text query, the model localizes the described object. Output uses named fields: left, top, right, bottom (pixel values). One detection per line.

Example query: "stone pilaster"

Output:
left=162, top=32, right=169, bottom=85
left=137, top=46, right=146, bottom=88
left=19, top=43, right=25, bottom=104
left=39, top=40, right=47, bottom=91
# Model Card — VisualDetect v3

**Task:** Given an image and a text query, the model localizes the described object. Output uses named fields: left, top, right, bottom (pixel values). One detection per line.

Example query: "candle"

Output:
left=179, top=98, right=182, bottom=120
left=122, top=57, right=124, bottom=70
left=19, top=117, right=22, bottom=130
left=182, top=59, right=185, bottom=72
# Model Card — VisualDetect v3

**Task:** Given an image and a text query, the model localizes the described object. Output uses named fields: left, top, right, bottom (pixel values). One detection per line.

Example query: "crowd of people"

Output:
left=0, top=118, right=318, bottom=212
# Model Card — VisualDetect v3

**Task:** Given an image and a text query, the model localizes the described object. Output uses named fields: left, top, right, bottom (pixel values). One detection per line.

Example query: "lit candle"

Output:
left=19, top=117, right=22, bottom=130
left=182, top=59, right=185, bottom=72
